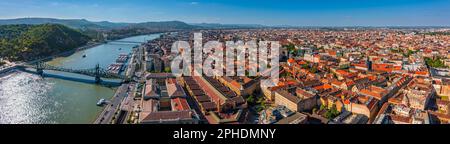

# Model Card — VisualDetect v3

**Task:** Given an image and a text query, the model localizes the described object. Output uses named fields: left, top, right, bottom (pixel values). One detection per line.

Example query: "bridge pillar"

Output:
left=94, top=64, right=102, bottom=84
left=37, top=68, right=44, bottom=76
left=95, top=76, right=101, bottom=84
left=36, top=62, right=44, bottom=76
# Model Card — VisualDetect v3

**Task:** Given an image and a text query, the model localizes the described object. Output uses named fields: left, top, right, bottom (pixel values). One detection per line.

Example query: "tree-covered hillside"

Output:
left=0, top=24, right=91, bottom=61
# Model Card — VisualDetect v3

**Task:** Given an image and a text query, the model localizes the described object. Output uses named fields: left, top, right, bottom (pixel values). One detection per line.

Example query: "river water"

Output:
left=0, top=34, right=160, bottom=124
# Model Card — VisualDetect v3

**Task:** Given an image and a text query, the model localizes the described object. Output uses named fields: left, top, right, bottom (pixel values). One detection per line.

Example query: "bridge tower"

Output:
left=36, top=62, right=44, bottom=76
left=94, top=64, right=102, bottom=83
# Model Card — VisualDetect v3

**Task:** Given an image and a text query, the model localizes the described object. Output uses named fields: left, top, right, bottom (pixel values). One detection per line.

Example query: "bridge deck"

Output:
left=21, top=62, right=125, bottom=80
left=107, top=40, right=143, bottom=44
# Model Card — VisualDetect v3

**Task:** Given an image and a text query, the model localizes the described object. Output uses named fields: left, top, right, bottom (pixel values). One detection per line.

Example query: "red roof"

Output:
left=336, top=70, right=350, bottom=76
left=288, top=58, right=295, bottom=63
left=172, top=98, right=191, bottom=111
left=372, top=63, right=394, bottom=72
left=353, top=63, right=367, bottom=68
left=344, top=99, right=351, bottom=105
left=297, top=61, right=307, bottom=65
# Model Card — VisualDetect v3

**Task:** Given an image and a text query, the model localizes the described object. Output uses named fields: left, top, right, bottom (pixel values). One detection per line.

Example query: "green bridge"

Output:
left=20, top=62, right=126, bottom=83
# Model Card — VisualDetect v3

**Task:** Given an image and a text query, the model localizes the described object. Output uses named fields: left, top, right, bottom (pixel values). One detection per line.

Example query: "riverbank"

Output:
left=0, top=66, right=18, bottom=78
left=24, top=42, right=104, bottom=65
left=0, top=69, right=19, bottom=81
left=94, top=83, right=130, bottom=124
left=76, top=42, right=104, bottom=51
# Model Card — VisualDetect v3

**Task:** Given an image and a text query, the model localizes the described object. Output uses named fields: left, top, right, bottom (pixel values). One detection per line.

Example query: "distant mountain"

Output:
left=131, top=21, right=200, bottom=30
left=0, top=24, right=90, bottom=60
left=102, top=21, right=200, bottom=40
left=91, top=21, right=131, bottom=29
left=0, top=18, right=108, bottom=30
left=191, top=23, right=268, bottom=29
left=0, top=18, right=201, bottom=31
left=0, top=18, right=206, bottom=41
left=0, top=18, right=277, bottom=31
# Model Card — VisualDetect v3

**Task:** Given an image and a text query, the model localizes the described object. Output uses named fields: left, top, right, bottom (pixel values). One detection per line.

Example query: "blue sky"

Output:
left=0, top=0, right=449, bottom=26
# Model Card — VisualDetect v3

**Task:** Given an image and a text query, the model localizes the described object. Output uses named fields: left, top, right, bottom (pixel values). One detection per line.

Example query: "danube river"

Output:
left=0, top=34, right=160, bottom=124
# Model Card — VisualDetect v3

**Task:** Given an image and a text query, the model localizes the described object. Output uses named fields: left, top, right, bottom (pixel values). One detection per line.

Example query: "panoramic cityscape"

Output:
left=0, top=0, right=449, bottom=125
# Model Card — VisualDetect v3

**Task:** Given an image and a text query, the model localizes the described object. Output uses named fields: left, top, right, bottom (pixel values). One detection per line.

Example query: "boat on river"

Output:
left=96, top=98, right=106, bottom=106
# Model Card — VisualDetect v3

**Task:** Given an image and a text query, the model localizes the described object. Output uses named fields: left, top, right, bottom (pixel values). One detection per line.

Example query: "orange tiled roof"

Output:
left=288, top=58, right=295, bottom=63
left=298, top=61, right=307, bottom=65
left=368, top=76, right=377, bottom=81
left=336, top=70, right=350, bottom=76
left=353, top=63, right=367, bottom=68
left=172, top=98, right=191, bottom=111
left=323, top=84, right=333, bottom=89
left=415, top=71, right=428, bottom=75
left=360, top=86, right=387, bottom=100
left=231, top=81, right=242, bottom=89
left=345, top=81, right=355, bottom=86
left=328, top=51, right=337, bottom=56
left=331, top=80, right=343, bottom=86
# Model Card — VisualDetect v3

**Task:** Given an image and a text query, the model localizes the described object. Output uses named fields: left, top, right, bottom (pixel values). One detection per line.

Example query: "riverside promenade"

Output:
left=94, top=83, right=130, bottom=124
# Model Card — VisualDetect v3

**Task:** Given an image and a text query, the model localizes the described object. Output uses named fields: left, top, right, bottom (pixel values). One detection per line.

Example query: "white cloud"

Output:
left=190, top=2, right=199, bottom=5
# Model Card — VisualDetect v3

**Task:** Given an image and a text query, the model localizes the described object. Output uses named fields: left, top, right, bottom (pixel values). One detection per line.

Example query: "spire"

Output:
left=366, top=57, right=372, bottom=71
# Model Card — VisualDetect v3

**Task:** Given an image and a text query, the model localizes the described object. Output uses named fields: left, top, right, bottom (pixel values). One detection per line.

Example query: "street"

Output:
left=94, top=83, right=129, bottom=124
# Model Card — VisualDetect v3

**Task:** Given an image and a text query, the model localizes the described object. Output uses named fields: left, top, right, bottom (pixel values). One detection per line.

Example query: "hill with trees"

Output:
left=0, top=18, right=203, bottom=41
left=0, top=24, right=90, bottom=61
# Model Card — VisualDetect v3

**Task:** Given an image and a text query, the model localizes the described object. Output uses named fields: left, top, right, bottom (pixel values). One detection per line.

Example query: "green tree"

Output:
left=301, top=64, right=309, bottom=69
left=0, top=24, right=90, bottom=61
left=310, top=67, right=318, bottom=73
left=403, top=50, right=416, bottom=57
left=164, top=67, right=172, bottom=73
left=325, top=105, right=340, bottom=119
left=320, top=104, right=326, bottom=111
left=256, top=97, right=268, bottom=111
left=246, top=95, right=255, bottom=104
left=283, top=43, right=296, bottom=53
left=425, top=57, right=447, bottom=68
left=312, top=108, right=318, bottom=114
